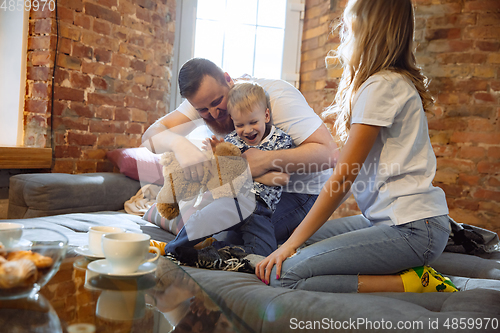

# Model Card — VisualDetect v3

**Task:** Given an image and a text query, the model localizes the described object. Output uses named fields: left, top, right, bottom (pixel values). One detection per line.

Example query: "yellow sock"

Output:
left=194, top=237, right=217, bottom=250
left=150, top=239, right=167, bottom=256
left=400, top=266, right=458, bottom=293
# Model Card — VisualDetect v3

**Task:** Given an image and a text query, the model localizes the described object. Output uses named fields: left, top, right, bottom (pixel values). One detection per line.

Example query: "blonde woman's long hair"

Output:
left=322, top=0, right=433, bottom=146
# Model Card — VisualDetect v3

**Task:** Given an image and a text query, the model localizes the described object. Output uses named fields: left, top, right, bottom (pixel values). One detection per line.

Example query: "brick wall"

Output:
left=24, top=0, right=175, bottom=173
left=300, top=0, right=500, bottom=234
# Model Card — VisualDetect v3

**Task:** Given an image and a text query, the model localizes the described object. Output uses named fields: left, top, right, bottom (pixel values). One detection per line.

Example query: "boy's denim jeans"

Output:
left=166, top=199, right=277, bottom=257
left=269, top=214, right=452, bottom=293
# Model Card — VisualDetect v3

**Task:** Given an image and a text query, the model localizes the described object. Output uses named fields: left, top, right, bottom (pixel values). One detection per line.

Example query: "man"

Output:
left=142, top=58, right=338, bottom=244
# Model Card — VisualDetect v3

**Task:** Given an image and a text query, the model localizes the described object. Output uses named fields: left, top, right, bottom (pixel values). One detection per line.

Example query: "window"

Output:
left=0, top=10, right=29, bottom=146
left=170, top=0, right=305, bottom=112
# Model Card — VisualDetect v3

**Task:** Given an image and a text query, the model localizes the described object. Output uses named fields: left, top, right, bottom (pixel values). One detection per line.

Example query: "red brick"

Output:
left=464, top=26, right=500, bottom=39
left=81, top=62, right=120, bottom=79
left=81, top=32, right=120, bottom=52
left=58, top=38, right=72, bottom=55
left=131, top=84, right=148, bottom=98
left=477, top=161, right=500, bottom=174
left=125, top=96, right=156, bottom=111
left=76, top=161, right=97, bottom=173
left=84, top=149, right=107, bottom=160
left=94, top=48, right=112, bottom=63
left=131, top=59, right=147, bottom=72
left=454, top=199, right=480, bottom=211
left=27, top=66, right=50, bottom=81
left=437, top=158, right=476, bottom=172
left=132, top=0, right=155, bottom=10
left=115, top=80, right=133, bottom=93
left=148, top=89, right=165, bottom=101
left=465, top=0, right=500, bottom=12
left=59, top=23, right=81, bottom=41
left=74, top=13, right=92, bottom=30
left=70, top=72, right=91, bottom=89
left=70, top=103, right=94, bottom=118
left=450, top=132, right=500, bottom=144
left=455, top=79, right=488, bottom=92
left=425, top=28, right=461, bottom=41
left=458, top=146, right=486, bottom=160
left=34, top=19, right=56, bottom=34
left=473, top=92, right=497, bottom=104
left=473, top=189, right=500, bottom=202
left=57, top=54, right=82, bottom=70
left=458, top=174, right=481, bottom=186
left=25, top=100, right=48, bottom=114
left=114, top=107, right=130, bottom=121
left=475, top=41, right=500, bottom=52
left=72, top=43, right=93, bottom=59
left=130, top=108, right=148, bottom=122
left=85, top=3, right=121, bottom=25
left=136, top=7, right=151, bottom=22
left=53, top=160, right=75, bottom=173
left=28, top=36, right=54, bottom=50
left=92, top=77, right=108, bottom=91
left=54, top=68, right=70, bottom=85
left=111, top=53, right=131, bottom=68
left=31, top=6, right=55, bottom=19
left=488, top=177, right=500, bottom=187
left=488, top=147, right=500, bottom=160
left=53, top=101, right=68, bottom=116
left=97, top=0, right=118, bottom=8
left=54, top=87, right=85, bottom=102
left=97, top=161, right=115, bottom=172
left=31, top=82, right=50, bottom=99
left=88, top=92, right=124, bottom=107
left=59, top=0, right=84, bottom=11
left=97, top=133, right=116, bottom=146
left=58, top=6, right=75, bottom=23
left=127, top=122, right=143, bottom=134
left=55, top=145, right=82, bottom=158
left=94, top=20, right=112, bottom=35
left=95, top=106, right=114, bottom=120
left=67, top=131, right=97, bottom=146
left=32, top=51, right=53, bottom=66
left=427, top=117, right=467, bottom=131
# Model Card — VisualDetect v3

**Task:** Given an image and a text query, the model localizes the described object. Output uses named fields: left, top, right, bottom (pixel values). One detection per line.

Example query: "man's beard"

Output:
left=205, top=115, right=235, bottom=136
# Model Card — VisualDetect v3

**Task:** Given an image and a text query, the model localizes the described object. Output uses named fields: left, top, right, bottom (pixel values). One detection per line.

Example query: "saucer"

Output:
left=75, top=245, right=104, bottom=259
left=87, top=259, right=157, bottom=277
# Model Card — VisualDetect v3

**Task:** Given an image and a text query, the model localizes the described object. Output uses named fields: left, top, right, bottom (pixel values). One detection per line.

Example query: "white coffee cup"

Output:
left=88, top=226, right=125, bottom=256
left=102, top=233, right=160, bottom=274
left=96, top=290, right=146, bottom=321
left=0, top=223, right=24, bottom=248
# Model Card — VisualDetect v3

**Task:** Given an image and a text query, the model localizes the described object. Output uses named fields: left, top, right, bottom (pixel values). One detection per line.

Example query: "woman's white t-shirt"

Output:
left=177, top=77, right=333, bottom=195
left=351, top=71, right=448, bottom=225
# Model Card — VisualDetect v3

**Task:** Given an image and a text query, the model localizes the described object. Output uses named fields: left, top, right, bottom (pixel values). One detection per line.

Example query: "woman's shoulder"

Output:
left=360, top=71, right=416, bottom=96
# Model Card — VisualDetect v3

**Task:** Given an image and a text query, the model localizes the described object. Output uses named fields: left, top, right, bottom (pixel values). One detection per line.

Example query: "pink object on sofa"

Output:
left=107, top=147, right=164, bottom=185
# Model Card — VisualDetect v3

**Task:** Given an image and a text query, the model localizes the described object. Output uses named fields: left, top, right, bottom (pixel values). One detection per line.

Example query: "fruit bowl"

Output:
left=0, top=228, right=68, bottom=300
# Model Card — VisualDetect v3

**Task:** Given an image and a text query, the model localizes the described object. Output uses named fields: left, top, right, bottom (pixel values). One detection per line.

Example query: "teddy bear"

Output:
left=156, top=142, right=250, bottom=220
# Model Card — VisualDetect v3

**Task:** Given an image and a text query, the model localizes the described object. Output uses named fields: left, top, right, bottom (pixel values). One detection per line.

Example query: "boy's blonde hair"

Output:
left=322, top=0, right=433, bottom=146
left=227, top=82, right=271, bottom=116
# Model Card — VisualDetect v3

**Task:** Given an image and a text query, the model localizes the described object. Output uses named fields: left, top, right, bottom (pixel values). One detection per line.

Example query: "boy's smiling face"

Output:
left=231, top=104, right=270, bottom=146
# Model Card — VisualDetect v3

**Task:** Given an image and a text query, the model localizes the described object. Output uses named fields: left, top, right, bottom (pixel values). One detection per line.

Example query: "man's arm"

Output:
left=242, top=124, right=339, bottom=177
left=255, top=171, right=290, bottom=187
left=141, top=110, right=210, bottom=181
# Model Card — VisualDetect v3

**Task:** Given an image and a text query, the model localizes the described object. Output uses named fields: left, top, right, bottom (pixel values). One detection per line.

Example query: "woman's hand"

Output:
left=255, top=243, right=296, bottom=284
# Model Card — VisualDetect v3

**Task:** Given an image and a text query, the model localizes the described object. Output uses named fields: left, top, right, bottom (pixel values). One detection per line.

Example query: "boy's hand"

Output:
left=201, top=135, right=225, bottom=152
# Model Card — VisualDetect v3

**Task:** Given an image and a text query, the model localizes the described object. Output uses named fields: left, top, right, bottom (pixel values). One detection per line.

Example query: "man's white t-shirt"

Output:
left=176, top=77, right=333, bottom=195
left=351, top=71, right=448, bottom=225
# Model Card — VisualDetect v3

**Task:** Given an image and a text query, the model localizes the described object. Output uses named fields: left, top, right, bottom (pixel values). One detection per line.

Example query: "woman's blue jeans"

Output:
left=270, top=214, right=451, bottom=293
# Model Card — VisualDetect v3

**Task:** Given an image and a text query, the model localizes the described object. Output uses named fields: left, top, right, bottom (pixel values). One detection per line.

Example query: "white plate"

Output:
left=87, top=259, right=157, bottom=277
left=75, top=245, right=105, bottom=259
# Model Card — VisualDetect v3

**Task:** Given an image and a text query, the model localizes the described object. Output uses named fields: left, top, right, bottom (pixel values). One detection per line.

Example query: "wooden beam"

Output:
left=0, top=146, right=52, bottom=169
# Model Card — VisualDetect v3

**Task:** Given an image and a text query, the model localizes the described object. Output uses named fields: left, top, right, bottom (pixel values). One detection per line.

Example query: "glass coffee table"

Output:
left=0, top=254, right=248, bottom=333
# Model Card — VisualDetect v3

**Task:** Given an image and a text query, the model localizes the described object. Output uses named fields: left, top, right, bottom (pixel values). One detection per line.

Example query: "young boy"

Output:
left=162, top=82, right=294, bottom=262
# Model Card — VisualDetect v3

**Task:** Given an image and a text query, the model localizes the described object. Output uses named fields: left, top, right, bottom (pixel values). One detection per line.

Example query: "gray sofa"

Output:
left=5, top=172, right=500, bottom=333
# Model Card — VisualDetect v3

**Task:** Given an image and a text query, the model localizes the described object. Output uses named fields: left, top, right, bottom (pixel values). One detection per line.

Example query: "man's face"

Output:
left=188, top=75, right=234, bottom=135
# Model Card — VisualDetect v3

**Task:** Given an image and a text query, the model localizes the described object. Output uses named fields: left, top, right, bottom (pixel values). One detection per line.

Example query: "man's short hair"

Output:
left=178, top=58, right=227, bottom=99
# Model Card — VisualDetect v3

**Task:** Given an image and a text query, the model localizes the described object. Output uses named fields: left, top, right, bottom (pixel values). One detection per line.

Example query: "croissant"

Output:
left=6, top=251, right=53, bottom=268
left=0, top=259, right=38, bottom=289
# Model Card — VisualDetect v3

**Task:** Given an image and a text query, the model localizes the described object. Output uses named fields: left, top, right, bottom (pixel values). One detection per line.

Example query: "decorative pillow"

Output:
left=106, top=147, right=163, bottom=185
left=143, top=202, right=185, bottom=235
